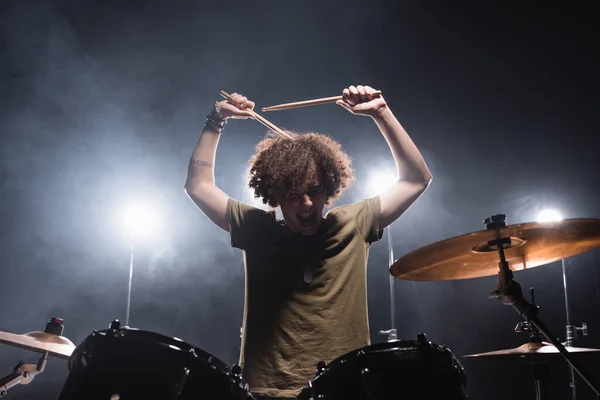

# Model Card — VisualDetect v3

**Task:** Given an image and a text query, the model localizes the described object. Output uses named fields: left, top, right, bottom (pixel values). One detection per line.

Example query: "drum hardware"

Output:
left=463, top=299, right=600, bottom=357
left=466, top=298, right=597, bottom=400
left=172, top=367, right=190, bottom=400
left=230, top=365, right=250, bottom=391
left=565, top=322, right=588, bottom=347
left=0, top=317, right=72, bottom=398
left=316, top=361, right=327, bottom=374
left=513, top=287, right=544, bottom=345
left=0, top=352, right=48, bottom=398
left=109, top=319, right=122, bottom=332
left=301, top=334, right=467, bottom=400
left=464, top=317, right=599, bottom=400
left=377, top=329, right=397, bottom=342
left=391, top=214, right=600, bottom=398
left=514, top=320, right=543, bottom=343
left=305, top=378, right=317, bottom=400
left=55, top=320, right=255, bottom=400
left=484, top=214, right=598, bottom=398
left=460, top=286, right=600, bottom=400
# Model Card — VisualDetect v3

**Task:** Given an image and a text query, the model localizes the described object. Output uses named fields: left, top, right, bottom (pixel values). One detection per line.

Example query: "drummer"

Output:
left=184, top=85, right=433, bottom=399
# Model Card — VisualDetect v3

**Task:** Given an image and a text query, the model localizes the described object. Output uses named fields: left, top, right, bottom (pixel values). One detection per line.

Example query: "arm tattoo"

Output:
left=190, top=159, right=213, bottom=168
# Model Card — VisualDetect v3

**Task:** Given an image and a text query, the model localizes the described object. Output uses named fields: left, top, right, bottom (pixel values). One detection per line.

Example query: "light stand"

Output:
left=366, top=171, right=398, bottom=342
left=379, top=227, right=397, bottom=342
left=484, top=214, right=599, bottom=400
left=125, top=243, right=135, bottom=327
left=561, top=258, right=589, bottom=400
left=122, top=201, right=157, bottom=327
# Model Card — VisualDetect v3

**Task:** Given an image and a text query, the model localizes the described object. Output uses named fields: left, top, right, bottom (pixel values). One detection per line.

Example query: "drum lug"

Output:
left=417, top=332, right=430, bottom=345
left=316, top=361, right=327, bottom=374
left=230, top=364, right=249, bottom=390
left=231, top=364, right=242, bottom=377
left=109, top=320, right=121, bottom=332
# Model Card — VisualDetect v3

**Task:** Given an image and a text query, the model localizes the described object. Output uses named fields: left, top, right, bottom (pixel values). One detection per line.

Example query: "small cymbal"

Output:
left=464, top=341, right=600, bottom=357
left=391, top=218, right=600, bottom=281
left=0, top=330, right=76, bottom=359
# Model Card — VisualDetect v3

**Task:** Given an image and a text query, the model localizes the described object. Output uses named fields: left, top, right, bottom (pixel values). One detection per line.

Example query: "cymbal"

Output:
left=391, top=218, right=600, bottom=281
left=0, top=330, right=76, bottom=359
left=464, top=341, right=600, bottom=357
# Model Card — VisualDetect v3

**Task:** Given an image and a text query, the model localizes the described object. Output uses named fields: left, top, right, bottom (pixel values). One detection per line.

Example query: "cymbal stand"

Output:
left=484, top=214, right=599, bottom=399
left=0, top=351, right=48, bottom=398
left=515, top=312, right=548, bottom=400
left=513, top=287, right=543, bottom=345
left=379, top=228, right=397, bottom=342
left=561, top=258, right=589, bottom=400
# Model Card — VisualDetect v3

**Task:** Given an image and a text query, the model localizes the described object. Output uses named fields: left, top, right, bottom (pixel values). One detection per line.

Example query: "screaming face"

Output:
left=278, top=171, right=327, bottom=236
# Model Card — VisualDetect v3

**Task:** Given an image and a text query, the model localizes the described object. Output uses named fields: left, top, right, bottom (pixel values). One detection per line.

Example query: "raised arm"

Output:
left=337, top=85, right=433, bottom=229
left=184, top=93, right=255, bottom=231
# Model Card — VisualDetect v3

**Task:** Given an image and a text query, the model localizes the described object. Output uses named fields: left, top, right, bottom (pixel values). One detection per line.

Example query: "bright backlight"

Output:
left=536, top=209, right=563, bottom=223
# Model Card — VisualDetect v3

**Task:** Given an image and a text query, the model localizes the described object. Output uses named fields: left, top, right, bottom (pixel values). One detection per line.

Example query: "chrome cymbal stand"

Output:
left=0, top=352, right=48, bottom=398
left=484, top=214, right=599, bottom=399
left=514, top=294, right=548, bottom=400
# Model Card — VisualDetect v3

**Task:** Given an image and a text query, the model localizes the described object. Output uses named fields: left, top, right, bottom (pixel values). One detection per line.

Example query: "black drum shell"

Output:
left=56, top=327, right=254, bottom=400
left=301, top=340, right=468, bottom=400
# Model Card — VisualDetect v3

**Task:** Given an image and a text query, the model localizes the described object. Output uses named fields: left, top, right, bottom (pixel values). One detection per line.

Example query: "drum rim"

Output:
left=325, top=339, right=435, bottom=366
left=306, top=339, right=467, bottom=397
left=312, top=339, right=465, bottom=377
left=70, top=326, right=232, bottom=372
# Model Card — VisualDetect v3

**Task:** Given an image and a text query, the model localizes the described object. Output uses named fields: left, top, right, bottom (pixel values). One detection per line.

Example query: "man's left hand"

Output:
left=336, top=85, right=388, bottom=118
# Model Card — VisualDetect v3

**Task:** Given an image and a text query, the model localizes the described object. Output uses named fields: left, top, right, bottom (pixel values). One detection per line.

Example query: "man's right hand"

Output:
left=219, top=93, right=256, bottom=120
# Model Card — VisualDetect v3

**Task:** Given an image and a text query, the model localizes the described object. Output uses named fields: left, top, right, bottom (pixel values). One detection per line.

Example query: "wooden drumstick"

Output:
left=220, top=91, right=295, bottom=140
left=261, top=91, right=382, bottom=112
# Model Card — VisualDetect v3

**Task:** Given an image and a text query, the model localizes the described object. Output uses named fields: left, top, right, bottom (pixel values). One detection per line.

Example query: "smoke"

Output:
left=0, top=0, right=247, bottom=361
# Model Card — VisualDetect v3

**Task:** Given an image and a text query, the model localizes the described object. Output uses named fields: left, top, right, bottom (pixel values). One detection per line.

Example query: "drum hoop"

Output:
left=70, top=327, right=231, bottom=373
left=313, top=339, right=465, bottom=378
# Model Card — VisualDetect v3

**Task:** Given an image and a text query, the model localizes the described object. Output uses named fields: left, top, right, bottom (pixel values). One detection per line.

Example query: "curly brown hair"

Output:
left=247, top=131, right=355, bottom=208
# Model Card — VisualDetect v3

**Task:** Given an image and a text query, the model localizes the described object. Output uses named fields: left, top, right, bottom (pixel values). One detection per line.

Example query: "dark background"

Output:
left=1, top=1, right=599, bottom=399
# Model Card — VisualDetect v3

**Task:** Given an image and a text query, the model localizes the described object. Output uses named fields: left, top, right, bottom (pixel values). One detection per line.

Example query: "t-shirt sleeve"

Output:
left=357, top=196, right=384, bottom=244
left=226, top=198, right=275, bottom=250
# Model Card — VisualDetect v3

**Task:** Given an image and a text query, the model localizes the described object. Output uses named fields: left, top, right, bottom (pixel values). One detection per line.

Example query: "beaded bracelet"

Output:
left=205, top=101, right=226, bottom=133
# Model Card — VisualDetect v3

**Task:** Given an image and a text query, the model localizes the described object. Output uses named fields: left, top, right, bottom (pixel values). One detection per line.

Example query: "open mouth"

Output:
left=297, top=210, right=317, bottom=226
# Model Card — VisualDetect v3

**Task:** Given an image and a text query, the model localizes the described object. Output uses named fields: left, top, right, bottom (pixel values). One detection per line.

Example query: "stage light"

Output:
left=365, top=169, right=398, bottom=197
left=536, top=209, right=563, bottom=223
left=123, top=202, right=159, bottom=240
left=244, top=187, right=270, bottom=210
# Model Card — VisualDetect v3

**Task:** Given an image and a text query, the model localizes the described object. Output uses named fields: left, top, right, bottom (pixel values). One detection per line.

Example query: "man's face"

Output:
left=279, top=171, right=326, bottom=236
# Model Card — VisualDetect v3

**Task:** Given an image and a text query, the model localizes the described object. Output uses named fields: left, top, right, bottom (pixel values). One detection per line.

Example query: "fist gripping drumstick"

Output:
left=220, top=91, right=295, bottom=141
left=261, top=91, right=382, bottom=112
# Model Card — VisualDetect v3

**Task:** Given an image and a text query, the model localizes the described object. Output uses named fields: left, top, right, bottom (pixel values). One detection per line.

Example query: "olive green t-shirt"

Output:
left=226, top=196, right=383, bottom=398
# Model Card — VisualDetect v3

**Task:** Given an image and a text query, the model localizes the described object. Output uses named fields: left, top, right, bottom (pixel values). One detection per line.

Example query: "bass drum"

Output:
left=301, top=334, right=467, bottom=400
left=57, top=320, right=254, bottom=400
